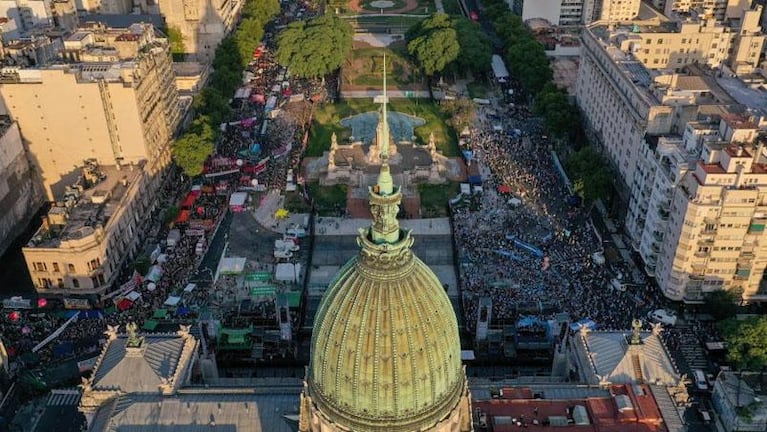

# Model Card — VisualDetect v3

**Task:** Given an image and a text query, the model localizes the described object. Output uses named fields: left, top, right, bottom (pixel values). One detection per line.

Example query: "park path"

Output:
left=435, top=0, right=445, bottom=12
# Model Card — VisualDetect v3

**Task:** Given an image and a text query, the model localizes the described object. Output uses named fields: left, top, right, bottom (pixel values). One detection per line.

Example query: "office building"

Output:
left=711, top=372, right=767, bottom=432
left=511, top=0, right=641, bottom=26
left=0, top=0, right=53, bottom=41
left=651, top=0, right=752, bottom=21
left=0, top=22, right=181, bottom=201
left=22, top=160, right=154, bottom=295
left=577, top=16, right=767, bottom=302
left=0, top=117, right=44, bottom=257
left=151, top=0, right=245, bottom=61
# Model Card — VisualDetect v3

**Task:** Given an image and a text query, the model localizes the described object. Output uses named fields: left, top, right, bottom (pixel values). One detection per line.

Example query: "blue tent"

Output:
left=176, top=307, right=191, bottom=316
left=80, top=310, right=103, bottom=319
left=53, top=341, right=73, bottom=358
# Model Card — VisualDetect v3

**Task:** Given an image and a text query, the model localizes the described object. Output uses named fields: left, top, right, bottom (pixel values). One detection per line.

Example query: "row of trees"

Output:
left=405, top=13, right=492, bottom=78
left=172, top=0, right=280, bottom=177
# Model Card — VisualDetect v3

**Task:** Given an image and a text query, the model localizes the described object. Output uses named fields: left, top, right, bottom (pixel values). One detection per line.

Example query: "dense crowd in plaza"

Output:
left=454, top=101, right=662, bottom=332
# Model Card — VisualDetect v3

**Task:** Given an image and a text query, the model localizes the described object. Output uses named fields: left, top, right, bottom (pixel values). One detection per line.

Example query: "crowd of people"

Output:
left=454, top=100, right=663, bottom=334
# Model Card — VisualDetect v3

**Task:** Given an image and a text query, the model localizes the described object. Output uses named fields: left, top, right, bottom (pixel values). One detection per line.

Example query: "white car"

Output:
left=274, top=250, right=293, bottom=259
left=648, top=309, right=677, bottom=326
left=286, top=225, right=307, bottom=238
left=274, top=239, right=299, bottom=252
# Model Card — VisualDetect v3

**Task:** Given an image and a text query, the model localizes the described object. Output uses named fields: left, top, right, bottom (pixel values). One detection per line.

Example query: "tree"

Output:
left=406, top=13, right=460, bottom=76
left=275, top=15, right=353, bottom=79
left=701, top=289, right=741, bottom=321
left=242, top=0, right=280, bottom=20
left=452, top=18, right=492, bottom=77
left=166, top=27, right=185, bottom=61
left=566, top=146, right=613, bottom=203
left=235, top=17, right=266, bottom=67
left=719, top=316, right=767, bottom=370
left=172, top=132, right=213, bottom=177
left=534, top=83, right=579, bottom=139
left=506, top=38, right=551, bottom=95
left=441, top=98, right=476, bottom=131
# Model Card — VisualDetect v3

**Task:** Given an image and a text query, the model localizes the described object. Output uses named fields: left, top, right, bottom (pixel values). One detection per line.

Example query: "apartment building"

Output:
left=577, top=20, right=767, bottom=302
left=512, top=0, right=641, bottom=25
left=0, top=22, right=181, bottom=201
left=23, top=160, right=155, bottom=295
left=0, top=0, right=53, bottom=40
left=0, top=117, right=44, bottom=257
left=603, top=7, right=764, bottom=73
left=651, top=0, right=751, bottom=21
left=151, top=0, right=245, bottom=61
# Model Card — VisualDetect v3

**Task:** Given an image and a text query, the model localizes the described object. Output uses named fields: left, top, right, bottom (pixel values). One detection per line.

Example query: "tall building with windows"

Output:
left=151, top=0, right=245, bottom=61
left=0, top=22, right=180, bottom=201
left=0, top=117, right=44, bottom=257
left=511, top=0, right=641, bottom=25
left=577, top=17, right=767, bottom=302
left=22, top=160, right=155, bottom=295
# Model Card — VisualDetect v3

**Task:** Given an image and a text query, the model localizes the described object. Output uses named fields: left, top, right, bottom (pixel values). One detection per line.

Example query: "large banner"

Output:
left=63, top=298, right=91, bottom=310
left=2, top=297, right=32, bottom=309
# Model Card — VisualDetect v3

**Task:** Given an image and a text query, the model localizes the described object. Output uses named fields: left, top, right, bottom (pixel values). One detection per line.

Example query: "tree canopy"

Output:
left=275, top=15, right=353, bottom=79
left=719, top=316, right=767, bottom=370
left=242, top=0, right=280, bottom=20
left=452, top=18, right=493, bottom=77
left=406, top=13, right=460, bottom=76
left=565, top=146, right=613, bottom=202
left=165, top=27, right=185, bottom=61
left=533, top=83, right=579, bottom=140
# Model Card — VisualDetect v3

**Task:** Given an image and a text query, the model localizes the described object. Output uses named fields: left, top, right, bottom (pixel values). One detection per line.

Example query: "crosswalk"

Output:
left=672, top=323, right=709, bottom=374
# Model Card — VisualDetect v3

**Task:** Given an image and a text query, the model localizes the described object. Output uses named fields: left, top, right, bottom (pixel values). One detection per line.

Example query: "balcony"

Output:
left=657, top=208, right=670, bottom=221
left=651, top=243, right=662, bottom=253
left=697, top=238, right=715, bottom=246
left=689, top=273, right=706, bottom=281
left=694, top=250, right=710, bottom=258
left=652, top=231, right=664, bottom=242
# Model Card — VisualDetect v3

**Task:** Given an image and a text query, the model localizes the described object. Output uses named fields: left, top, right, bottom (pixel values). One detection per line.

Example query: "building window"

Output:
left=57, top=278, right=64, bottom=288
left=72, top=278, right=80, bottom=288
left=91, top=276, right=99, bottom=287
left=68, top=263, right=76, bottom=272
left=33, top=262, right=47, bottom=272
left=97, top=274, right=105, bottom=286
left=52, top=262, right=60, bottom=273
left=88, top=258, right=101, bottom=271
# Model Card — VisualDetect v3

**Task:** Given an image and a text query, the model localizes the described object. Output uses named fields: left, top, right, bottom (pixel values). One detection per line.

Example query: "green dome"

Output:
left=308, top=228, right=464, bottom=431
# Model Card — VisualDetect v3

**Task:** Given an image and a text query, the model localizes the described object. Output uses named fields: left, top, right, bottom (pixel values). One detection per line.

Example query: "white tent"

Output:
left=125, top=291, right=141, bottom=302
left=156, top=254, right=168, bottom=264
left=164, top=296, right=181, bottom=307
left=491, top=54, right=509, bottom=80
left=146, top=282, right=157, bottom=292
left=146, top=265, right=164, bottom=282
left=234, top=87, right=252, bottom=99
left=229, top=192, right=248, bottom=208
left=218, top=257, right=247, bottom=275
left=275, top=263, right=301, bottom=282
left=183, top=283, right=197, bottom=293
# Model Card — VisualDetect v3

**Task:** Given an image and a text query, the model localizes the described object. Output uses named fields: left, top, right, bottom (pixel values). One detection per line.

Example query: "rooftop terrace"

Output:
left=28, top=163, right=143, bottom=249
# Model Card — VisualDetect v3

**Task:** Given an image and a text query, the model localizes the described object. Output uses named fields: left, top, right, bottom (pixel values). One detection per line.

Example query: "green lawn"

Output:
left=419, top=182, right=460, bottom=217
left=308, top=182, right=348, bottom=216
left=343, top=44, right=424, bottom=89
left=308, top=98, right=459, bottom=158
left=284, top=191, right=310, bottom=213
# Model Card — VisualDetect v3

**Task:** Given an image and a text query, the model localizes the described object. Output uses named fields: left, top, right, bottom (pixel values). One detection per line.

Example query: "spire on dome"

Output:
left=375, top=52, right=394, bottom=197
left=367, top=52, right=401, bottom=245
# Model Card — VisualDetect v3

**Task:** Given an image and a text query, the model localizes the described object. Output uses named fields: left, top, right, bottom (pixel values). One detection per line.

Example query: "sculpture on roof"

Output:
left=126, top=322, right=142, bottom=347
left=630, top=318, right=643, bottom=345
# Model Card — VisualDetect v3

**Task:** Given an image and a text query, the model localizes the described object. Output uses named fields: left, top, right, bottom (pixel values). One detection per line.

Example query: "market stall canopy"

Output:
left=275, top=263, right=301, bottom=282
left=219, top=257, right=246, bottom=275
left=145, top=265, right=164, bottom=283
left=142, top=320, right=159, bottom=331
left=125, top=291, right=141, bottom=302
left=183, top=283, right=197, bottom=293
left=117, top=299, right=133, bottom=311
left=153, top=309, right=168, bottom=319
left=163, top=296, right=181, bottom=307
